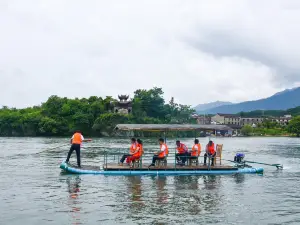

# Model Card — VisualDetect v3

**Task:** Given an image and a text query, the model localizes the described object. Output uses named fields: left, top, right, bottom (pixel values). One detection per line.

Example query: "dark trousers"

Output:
left=176, top=152, right=188, bottom=164
left=120, top=154, right=131, bottom=163
left=66, top=144, right=81, bottom=167
left=151, top=155, right=168, bottom=166
left=151, top=155, right=163, bottom=165
left=204, top=152, right=216, bottom=165
left=187, top=152, right=197, bottom=160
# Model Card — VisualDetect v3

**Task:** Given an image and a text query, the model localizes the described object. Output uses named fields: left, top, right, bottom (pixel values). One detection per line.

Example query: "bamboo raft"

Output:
left=60, top=124, right=266, bottom=176
left=60, top=162, right=264, bottom=175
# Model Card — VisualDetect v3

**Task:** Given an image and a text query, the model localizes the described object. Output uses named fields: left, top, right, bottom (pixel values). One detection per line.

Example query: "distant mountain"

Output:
left=272, top=87, right=298, bottom=97
left=203, top=87, right=300, bottom=114
left=195, top=101, right=233, bottom=113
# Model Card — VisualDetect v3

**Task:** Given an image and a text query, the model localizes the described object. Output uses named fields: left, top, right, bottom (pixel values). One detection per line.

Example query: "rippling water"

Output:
left=1, top=137, right=300, bottom=225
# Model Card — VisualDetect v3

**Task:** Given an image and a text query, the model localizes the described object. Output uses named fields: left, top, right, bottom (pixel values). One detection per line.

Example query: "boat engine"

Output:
left=234, top=153, right=245, bottom=163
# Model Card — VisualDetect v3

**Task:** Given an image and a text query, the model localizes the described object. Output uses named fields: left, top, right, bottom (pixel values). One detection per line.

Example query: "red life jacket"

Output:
left=177, top=143, right=188, bottom=154
left=133, top=143, right=143, bottom=157
left=207, top=143, right=215, bottom=155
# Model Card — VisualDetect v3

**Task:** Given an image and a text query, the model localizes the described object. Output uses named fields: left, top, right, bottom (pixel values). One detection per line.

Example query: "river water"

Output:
left=0, top=137, right=300, bottom=225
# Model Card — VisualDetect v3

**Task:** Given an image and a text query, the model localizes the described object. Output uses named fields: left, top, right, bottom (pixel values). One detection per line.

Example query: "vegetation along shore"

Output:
left=0, top=87, right=195, bottom=137
left=1, top=86, right=300, bottom=137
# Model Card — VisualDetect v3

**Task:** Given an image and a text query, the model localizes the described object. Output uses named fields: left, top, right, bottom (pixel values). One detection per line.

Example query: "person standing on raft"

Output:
left=204, top=140, right=216, bottom=166
left=65, top=130, right=92, bottom=168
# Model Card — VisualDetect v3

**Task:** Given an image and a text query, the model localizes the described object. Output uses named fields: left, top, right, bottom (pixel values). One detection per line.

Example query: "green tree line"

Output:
left=238, top=106, right=300, bottom=117
left=0, top=87, right=195, bottom=137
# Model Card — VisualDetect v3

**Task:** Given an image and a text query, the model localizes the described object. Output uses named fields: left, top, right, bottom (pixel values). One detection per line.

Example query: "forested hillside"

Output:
left=0, top=87, right=195, bottom=136
left=238, top=106, right=300, bottom=117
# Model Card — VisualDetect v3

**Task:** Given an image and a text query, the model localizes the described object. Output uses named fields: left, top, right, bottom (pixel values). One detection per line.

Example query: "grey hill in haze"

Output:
left=194, top=101, right=233, bottom=113
left=195, top=87, right=300, bottom=114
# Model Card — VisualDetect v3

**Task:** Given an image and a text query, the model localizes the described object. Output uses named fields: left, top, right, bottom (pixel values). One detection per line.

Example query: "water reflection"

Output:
left=233, top=174, right=245, bottom=184
left=126, top=176, right=143, bottom=204
left=203, top=175, right=220, bottom=190
left=174, top=176, right=199, bottom=190
left=201, top=176, right=222, bottom=213
left=66, top=176, right=81, bottom=225
left=156, top=176, right=168, bottom=204
left=174, top=176, right=202, bottom=215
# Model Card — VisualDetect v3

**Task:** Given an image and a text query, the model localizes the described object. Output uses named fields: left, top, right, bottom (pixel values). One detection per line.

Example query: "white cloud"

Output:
left=0, top=0, right=299, bottom=108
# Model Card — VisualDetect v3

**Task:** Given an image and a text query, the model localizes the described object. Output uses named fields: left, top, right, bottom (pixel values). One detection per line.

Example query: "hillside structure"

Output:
left=270, top=115, right=292, bottom=126
left=204, top=113, right=293, bottom=127
left=196, top=115, right=212, bottom=125
left=114, top=95, right=132, bottom=114
left=211, top=113, right=240, bottom=125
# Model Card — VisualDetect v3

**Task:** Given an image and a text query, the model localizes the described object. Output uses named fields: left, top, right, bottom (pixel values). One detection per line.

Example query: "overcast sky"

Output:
left=1, top=0, right=300, bottom=108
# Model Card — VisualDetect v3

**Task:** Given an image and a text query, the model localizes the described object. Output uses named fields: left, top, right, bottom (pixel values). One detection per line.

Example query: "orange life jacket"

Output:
left=177, top=143, right=188, bottom=154
left=130, top=143, right=137, bottom=154
left=72, top=133, right=83, bottom=144
left=158, top=143, right=168, bottom=158
left=207, top=143, right=215, bottom=155
left=191, top=143, right=201, bottom=157
left=133, top=143, right=143, bottom=157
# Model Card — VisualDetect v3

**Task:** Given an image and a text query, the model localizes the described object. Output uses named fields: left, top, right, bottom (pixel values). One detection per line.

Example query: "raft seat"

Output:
left=132, top=158, right=142, bottom=168
left=188, top=157, right=199, bottom=166
left=155, top=156, right=168, bottom=168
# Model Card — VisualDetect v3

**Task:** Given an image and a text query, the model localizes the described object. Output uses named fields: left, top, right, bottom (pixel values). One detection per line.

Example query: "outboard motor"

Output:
left=234, top=153, right=245, bottom=163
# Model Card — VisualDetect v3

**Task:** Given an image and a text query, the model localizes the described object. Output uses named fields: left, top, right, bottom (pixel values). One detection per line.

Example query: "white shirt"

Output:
left=183, top=145, right=188, bottom=152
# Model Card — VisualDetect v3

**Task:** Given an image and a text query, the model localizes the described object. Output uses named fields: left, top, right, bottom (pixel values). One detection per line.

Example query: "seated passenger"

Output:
left=189, top=139, right=201, bottom=159
left=176, top=140, right=188, bottom=164
left=149, top=138, right=168, bottom=167
left=119, top=138, right=137, bottom=165
left=126, top=139, right=143, bottom=164
left=204, top=140, right=216, bottom=166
